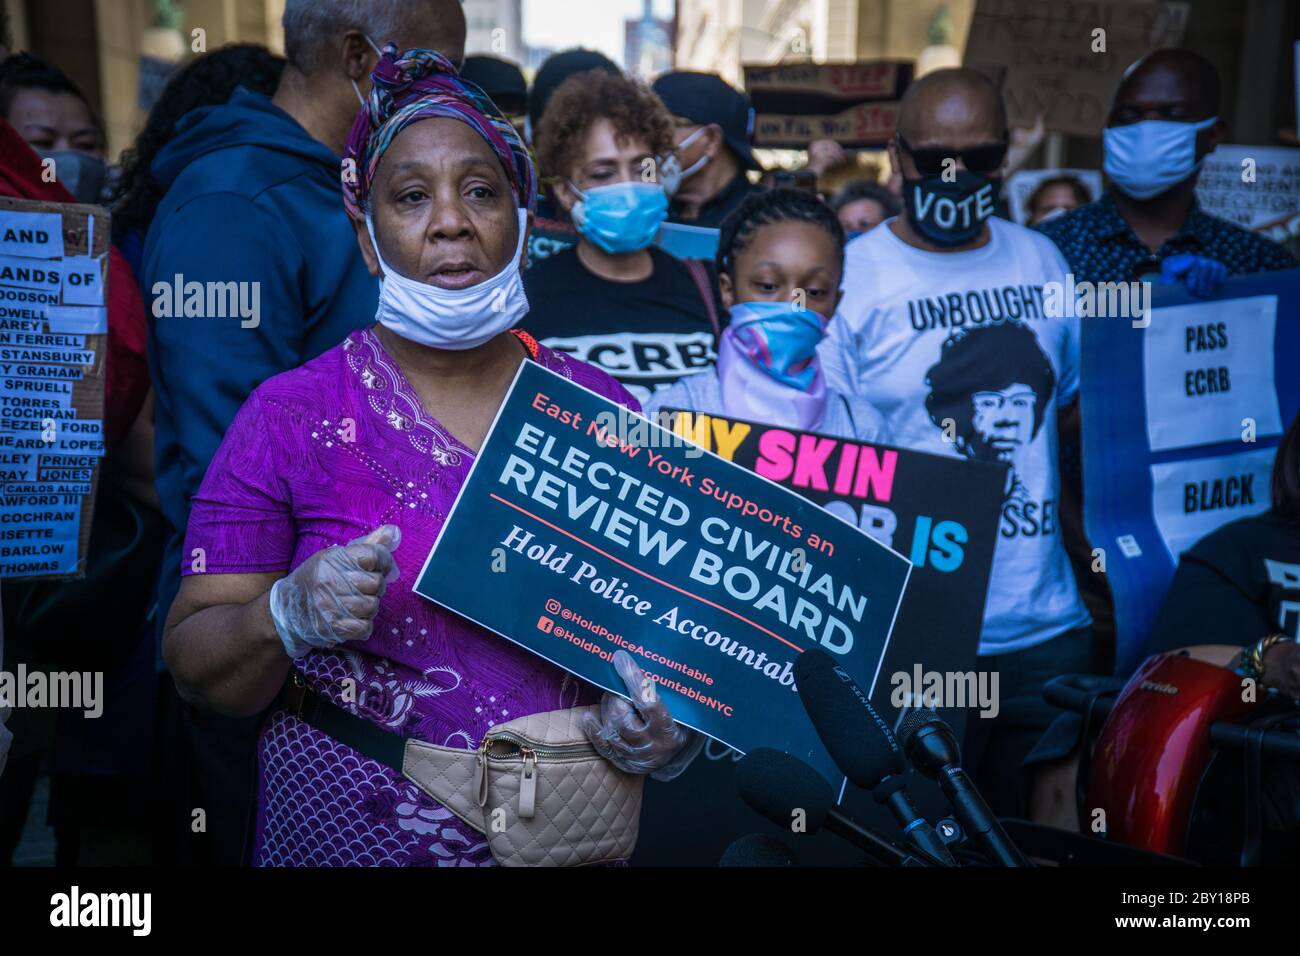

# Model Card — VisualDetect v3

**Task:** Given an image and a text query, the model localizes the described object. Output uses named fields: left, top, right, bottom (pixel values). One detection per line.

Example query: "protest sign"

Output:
left=655, top=222, right=720, bottom=261
left=1197, top=145, right=1300, bottom=245
left=632, top=409, right=1004, bottom=866
left=743, top=61, right=910, bottom=149
left=414, top=362, right=912, bottom=779
left=751, top=101, right=901, bottom=150
left=743, top=61, right=911, bottom=113
left=963, top=0, right=1189, bottom=137
left=1005, top=168, right=1103, bottom=225
left=0, top=197, right=108, bottom=579
left=662, top=409, right=1005, bottom=736
left=1081, top=269, right=1300, bottom=671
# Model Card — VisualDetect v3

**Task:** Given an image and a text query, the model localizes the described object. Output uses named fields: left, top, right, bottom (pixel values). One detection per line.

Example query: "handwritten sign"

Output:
left=964, top=0, right=1189, bottom=138
left=752, top=101, right=901, bottom=149
left=1197, top=145, right=1300, bottom=244
left=743, top=60, right=910, bottom=149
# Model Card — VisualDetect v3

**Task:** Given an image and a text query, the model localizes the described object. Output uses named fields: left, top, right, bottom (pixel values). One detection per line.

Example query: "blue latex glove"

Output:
left=1160, top=253, right=1228, bottom=299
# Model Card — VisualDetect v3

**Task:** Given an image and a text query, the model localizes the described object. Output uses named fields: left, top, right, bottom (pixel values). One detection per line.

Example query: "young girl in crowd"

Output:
left=522, top=69, right=721, bottom=406
left=645, top=187, right=888, bottom=443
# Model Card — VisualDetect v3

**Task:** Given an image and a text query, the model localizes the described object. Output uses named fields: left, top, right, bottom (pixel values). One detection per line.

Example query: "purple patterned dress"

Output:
left=184, top=328, right=639, bottom=866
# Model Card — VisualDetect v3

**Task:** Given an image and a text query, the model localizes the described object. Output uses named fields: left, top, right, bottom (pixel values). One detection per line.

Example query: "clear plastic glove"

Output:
left=582, top=649, right=705, bottom=781
left=1160, top=253, right=1228, bottom=299
left=269, top=525, right=401, bottom=659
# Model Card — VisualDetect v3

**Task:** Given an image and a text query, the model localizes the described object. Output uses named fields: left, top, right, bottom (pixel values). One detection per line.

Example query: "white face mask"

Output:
left=365, top=207, right=530, bottom=350
left=351, top=35, right=385, bottom=107
left=660, top=126, right=709, bottom=195
left=1103, top=116, right=1217, bottom=200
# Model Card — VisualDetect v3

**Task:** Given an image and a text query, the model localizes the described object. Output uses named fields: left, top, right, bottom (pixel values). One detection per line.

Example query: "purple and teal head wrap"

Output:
left=342, top=44, right=537, bottom=220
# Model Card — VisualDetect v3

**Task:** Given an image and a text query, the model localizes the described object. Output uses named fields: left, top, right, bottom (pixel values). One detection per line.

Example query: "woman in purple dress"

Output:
left=162, top=46, right=700, bottom=866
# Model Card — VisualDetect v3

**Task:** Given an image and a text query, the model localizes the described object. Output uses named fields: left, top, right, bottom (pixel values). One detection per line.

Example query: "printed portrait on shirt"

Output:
left=923, top=321, right=1056, bottom=502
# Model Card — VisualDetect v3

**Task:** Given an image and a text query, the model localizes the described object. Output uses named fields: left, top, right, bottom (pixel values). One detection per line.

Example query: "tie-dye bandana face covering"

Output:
left=716, top=301, right=830, bottom=430
left=725, top=301, right=825, bottom=388
left=342, top=45, right=537, bottom=221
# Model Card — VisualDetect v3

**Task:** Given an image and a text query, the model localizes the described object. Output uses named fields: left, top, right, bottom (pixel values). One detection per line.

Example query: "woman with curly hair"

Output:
left=522, top=69, right=722, bottom=406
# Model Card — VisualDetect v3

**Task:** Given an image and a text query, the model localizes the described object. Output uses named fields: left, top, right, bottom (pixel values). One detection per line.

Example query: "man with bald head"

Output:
left=1039, top=48, right=1294, bottom=290
left=823, top=68, right=1094, bottom=817
left=143, top=0, right=467, bottom=863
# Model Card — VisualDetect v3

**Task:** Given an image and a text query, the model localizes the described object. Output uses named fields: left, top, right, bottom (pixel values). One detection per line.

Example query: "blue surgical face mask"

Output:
left=1103, top=116, right=1217, bottom=200
left=726, top=300, right=826, bottom=390
left=569, top=180, right=668, bottom=254
left=39, top=150, right=108, bottom=203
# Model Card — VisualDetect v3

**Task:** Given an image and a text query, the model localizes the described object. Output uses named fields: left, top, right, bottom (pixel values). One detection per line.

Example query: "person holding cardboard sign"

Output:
left=162, top=46, right=699, bottom=867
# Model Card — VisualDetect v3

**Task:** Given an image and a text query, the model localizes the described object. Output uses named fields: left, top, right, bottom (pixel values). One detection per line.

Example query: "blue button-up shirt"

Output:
left=1036, top=191, right=1295, bottom=283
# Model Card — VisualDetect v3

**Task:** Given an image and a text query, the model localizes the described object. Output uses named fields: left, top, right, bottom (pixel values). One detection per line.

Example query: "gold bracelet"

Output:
left=1244, top=633, right=1291, bottom=681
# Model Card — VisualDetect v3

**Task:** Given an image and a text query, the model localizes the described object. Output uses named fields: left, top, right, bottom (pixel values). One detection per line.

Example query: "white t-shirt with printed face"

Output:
left=823, top=217, right=1091, bottom=655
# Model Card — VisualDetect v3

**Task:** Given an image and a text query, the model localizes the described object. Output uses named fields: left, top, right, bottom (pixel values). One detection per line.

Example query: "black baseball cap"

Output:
left=527, top=48, right=620, bottom=136
left=460, top=55, right=527, bottom=117
left=652, top=70, right=759, bottom=171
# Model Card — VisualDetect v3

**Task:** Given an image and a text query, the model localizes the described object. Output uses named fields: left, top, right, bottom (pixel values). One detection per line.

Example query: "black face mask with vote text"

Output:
left=903, top=170, right=998, bottom=247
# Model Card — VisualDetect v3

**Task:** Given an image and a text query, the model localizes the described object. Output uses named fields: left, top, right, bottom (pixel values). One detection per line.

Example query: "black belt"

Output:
left=277, top=671, right=407, bottom=775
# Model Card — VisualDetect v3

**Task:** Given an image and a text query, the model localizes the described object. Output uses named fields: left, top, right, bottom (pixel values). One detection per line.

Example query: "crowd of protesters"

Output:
left=0, top=0, right=1297, bottom=867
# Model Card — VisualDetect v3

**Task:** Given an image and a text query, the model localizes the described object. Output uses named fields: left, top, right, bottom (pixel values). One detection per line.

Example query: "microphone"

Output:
left=898, top=708, right=1030, bottom=867
left=794, top=648, right=957, bottom=867
left=719, top=833, right=799, bottom=867
left=735, top=747, right=932, bottom=866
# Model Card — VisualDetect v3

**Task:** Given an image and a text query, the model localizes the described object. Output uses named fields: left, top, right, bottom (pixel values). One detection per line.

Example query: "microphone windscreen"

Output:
left=719, top=833, right=799, bottom=867
left=897, top=706, right=943, bottom=750
left=735, top=747, right=832, bottom=833
left=794, top=647, right=904, bottom=788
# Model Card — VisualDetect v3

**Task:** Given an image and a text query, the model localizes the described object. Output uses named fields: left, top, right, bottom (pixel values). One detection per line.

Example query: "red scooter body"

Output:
left=1087, top=653, right=1257, bottom=857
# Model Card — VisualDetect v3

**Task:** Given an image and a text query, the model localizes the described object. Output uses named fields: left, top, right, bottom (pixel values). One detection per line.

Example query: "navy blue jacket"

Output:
left=143, top=87, right=378, bottom=630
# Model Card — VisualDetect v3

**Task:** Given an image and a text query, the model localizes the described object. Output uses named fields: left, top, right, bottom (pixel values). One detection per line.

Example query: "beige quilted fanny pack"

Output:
left=279, top=675, right=643, bottom=867
left=405, top=702, right=644, bottom=868
left=403, top=704, right=644, bottom=867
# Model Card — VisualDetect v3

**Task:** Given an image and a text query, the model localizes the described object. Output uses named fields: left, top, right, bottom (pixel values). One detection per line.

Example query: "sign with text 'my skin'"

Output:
left=414, top=361, right=912, bottom=780
left=660, top=408, right=1005, bottom=739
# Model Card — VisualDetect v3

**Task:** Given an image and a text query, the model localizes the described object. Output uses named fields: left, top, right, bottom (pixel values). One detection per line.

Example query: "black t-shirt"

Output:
left=521, top=245, right=720, bottom=406
left=1149, top=510, right=1300, bottom=654
left=526, top=193, right=578, bottom=270
left=1148, top=511, right=1300, bottom=840
left=668, top=172, right=763, bottom=229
